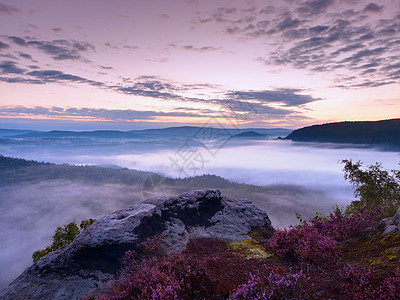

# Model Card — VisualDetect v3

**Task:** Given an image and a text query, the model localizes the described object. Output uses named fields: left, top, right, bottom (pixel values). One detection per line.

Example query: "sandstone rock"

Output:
left=0, top=189, right=273, bottom=300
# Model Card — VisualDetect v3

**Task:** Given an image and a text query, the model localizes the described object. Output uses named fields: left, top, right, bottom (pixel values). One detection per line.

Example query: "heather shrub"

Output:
left=378, top=267, right=400, bottom=299
left=230, top=265, right=309, bottom=300
left=339, top=265, right=400, bottom=299
left=269, top=223, right=339, bottom=265
left=103, top=254, right=212, bottom=300
left=183, top=238, right=268, bottom=295
left=96, top=238, right=266, bottom=300
left=269, top=206, right=382, bottom=265
left=339, top=265, right=376, bottom=299
left=137, top=235, right=166, bottom=258
left=310, top=205, right=382, bottom=241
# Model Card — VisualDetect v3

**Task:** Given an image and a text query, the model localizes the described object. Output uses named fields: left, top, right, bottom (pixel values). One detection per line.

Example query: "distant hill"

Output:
left=232, top=131, right=266, bottom=139
left=285, top=119, right=400, bottom=147
left=2, top=126, right=291, bottom=141
left=0, top=129, right=38, bottom=138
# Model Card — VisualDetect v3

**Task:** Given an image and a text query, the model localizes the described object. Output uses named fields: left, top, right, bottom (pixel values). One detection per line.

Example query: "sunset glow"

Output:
left=0, top=0, right=399, bottom=130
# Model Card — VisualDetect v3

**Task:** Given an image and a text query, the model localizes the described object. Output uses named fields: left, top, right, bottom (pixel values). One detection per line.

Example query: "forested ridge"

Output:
left=285, top=118, right=400, bottom=147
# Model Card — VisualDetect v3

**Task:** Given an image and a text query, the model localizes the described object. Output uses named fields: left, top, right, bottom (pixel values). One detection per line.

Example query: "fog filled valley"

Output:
left=1, top=127, right=400, bottom=289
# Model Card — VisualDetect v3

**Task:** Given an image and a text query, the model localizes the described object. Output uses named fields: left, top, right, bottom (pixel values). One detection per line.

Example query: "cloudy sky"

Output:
left=0, top=0, right=399, bottom=130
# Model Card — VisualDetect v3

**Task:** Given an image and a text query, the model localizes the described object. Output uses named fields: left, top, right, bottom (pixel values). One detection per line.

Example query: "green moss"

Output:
left=341, top=231, right=400, bottom=273
left=384, top=247, right=399, bottom=261
left=228, top=239, right=273, bottom=260
left=248, top=228, right=274, bottom=240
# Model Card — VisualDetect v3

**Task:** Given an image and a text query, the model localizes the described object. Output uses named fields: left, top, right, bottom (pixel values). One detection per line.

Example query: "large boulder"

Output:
left=0, top=189, right=273, bottom=300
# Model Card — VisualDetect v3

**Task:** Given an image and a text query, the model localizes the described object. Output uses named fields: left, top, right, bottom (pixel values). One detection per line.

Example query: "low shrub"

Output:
left=32, top=219, right=96, bottom=262
left=230, top=266, right=309, bottom=300
left=339, top=265, right=400, bottom=299
left=269, top=206, right=382, bottom=266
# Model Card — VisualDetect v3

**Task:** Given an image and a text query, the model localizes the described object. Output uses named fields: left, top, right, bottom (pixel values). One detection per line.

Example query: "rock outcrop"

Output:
left=381, top=207, right=400, bottom=235
left=0, top=189, right=273, bottom=300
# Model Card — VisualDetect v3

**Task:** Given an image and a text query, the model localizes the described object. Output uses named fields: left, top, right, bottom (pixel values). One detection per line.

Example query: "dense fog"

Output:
left=0, top=136, right=399, bottom=288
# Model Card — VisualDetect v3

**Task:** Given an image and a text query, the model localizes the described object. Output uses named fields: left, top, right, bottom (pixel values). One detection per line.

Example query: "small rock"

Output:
left=381, top=217, right=394, bottom=228
left=382, top=225, right=398, bottom=236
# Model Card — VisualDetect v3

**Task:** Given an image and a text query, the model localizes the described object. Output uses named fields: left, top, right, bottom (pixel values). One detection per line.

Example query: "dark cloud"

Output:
left=18, top=53, right=33, bottom=60
left=382, top=62, right=400, bottom=72
left=131, top=76, right=176, bottom=91
left=0, top=76, right=42, bottom=84
left=26, top=69, right=103, bottom=86
left=212, top=7, right=237, bottom=22
left=220, top=99, right=291, bottom=117
left=52, top=28, right=63, bottom=32
left=104, top=42, right=139, bottom=50
left=0, top=41, right=10, bottom=50
left=331, top=43, right=365, bottom=56
left=123, top=45, right=139, bottom=50
left=145, top=57, right=168, bottom=63
left=196, top=6, right=256, bottom=25
left=263, top=13, right=398, bottom=87
left=341, top=47, right=386, bottom=65
left=0, top=61, right=25, bottom=74
left=0, top=59, right=319, bottom=121
left=0, top=53, right=17, bottom=60
left=361, top=68, right=376, bottom=75
left=20, top=38, right=95, bottom=60
left=99, top=65, right=113, bottom=70
left=276, top=16, right=301, bottom=32
left=350, top=80, right=395, bottom=88
left=256, top=20, right=270, bottom=29
left=7, top=36, right=27, bottom=46
left=116, top=86, right=180, bottom=100
left=182, top=45, right=219, bottom=52
left=260, top=6, right=275, bottom=15
left=194, top=2, right=399, bottom=88
left=377, top=27, right=396, bottom=36
left=113, top=77, right=317, bottom=119
left=296, top=0, right=334, bottom=17
left=309, top=25, right=329, bottom=34
left=157, top=13, right=169, bottom=20
left=357, top=32, right=375, bottom=41
left=6, top=35, right=95, bottom=60
left=226, top=88, right=319, bottom=107
left=0, top=3, right=21, bottom=15
left=0, top=64, right=105, bottom=87
left=112, top=76, right=186, bottom=101
left=363, top=3, right=384, bottom=13
left=0, top=106, right=211, bottom=121
left=283, top=29, right=308, bottom=39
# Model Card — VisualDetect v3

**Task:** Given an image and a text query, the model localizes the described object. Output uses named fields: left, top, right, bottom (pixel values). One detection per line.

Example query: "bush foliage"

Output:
left=32, top=218, right=96, bottom=262
left=342, top=159, right=400, bottom=216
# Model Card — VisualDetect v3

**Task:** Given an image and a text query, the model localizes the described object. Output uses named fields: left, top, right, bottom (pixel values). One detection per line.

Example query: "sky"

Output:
left=0, top=0, right=399, bottom=130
